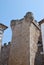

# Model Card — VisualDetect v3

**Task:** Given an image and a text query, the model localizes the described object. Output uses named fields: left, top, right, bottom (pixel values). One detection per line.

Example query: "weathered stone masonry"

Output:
left=8, top=12, right=42, bottom=65
left=1, top=42, right=11, bottom=65
left=0, top=12, right=44, bottom=65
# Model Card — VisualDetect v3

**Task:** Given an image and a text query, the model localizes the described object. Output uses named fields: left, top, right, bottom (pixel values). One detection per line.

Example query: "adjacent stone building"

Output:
left=0, top=23, right=8, bottom=65
left=0, top=12, right=44, bottom=65
left=1, top=42, right=11, bottom=65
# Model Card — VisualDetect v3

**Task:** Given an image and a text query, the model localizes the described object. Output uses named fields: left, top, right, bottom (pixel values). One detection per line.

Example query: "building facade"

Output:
left=0, top=12, right=44, bottom=65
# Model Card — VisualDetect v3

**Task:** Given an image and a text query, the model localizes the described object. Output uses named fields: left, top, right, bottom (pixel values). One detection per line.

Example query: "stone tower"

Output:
left=8, top=12, right=40, bottom=65
left=0, top=23, right=8, bottom=65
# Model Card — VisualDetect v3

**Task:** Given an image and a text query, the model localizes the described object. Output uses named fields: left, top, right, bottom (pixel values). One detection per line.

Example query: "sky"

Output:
left=0, top=0, right=44, bottom=45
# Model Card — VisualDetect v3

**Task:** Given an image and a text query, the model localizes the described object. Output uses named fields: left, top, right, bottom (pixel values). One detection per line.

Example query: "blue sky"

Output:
left=0, top=0, right=44, bottom=45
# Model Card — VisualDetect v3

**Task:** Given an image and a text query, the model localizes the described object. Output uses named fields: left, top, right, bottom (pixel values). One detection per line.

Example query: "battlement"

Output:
left=1, top=42, right=11, bottom=65
left=10, top=12, right=40, bottom=31
left=2, top=42, right=11, bottom=48
left=11, top=12, right=34, bottom=27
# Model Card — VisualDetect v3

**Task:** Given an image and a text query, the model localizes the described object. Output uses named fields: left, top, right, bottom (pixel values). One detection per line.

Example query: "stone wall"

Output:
left=1, top=12, right=44, bottom=65
left=8, top=12, right=40, bottom=65
left=1, top=42, right=11, bottom=65
left=30, top=22, right=40, bottom=65
left=9, top=19, right=30, bottom=65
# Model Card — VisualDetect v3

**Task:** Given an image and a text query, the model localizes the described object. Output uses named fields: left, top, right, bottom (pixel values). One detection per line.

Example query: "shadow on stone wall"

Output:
left=34, top=36, right=43, bottom=65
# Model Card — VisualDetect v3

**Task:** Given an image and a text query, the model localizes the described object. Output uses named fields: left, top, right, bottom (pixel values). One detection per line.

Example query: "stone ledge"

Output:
left=39, top=19, right=44, bottom=25
left=32, top=20, right=40, bottom=31
left=0, top=23, right=8, bottom=30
